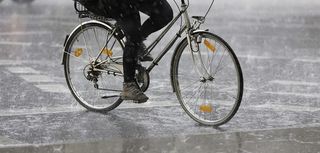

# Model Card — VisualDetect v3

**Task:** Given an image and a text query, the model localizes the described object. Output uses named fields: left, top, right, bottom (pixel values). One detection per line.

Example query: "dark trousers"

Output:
left=81, top=0, right=173, bottom=82
left=116, top=0, right=173, bottom=82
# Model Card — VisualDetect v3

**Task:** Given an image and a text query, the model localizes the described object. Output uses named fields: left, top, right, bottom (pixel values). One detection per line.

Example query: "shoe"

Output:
left=120, top=82, right=149, bottom=103
left=137, top=42, right=153, bottom=62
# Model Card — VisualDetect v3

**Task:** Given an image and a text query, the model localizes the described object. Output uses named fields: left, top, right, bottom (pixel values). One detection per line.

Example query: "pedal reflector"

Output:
left=199, top=104, right=213, bottom=113
left=102, top=48, right=113, bottom=56
left=74, top=48, right=83, bottom=57
left=204, top=39, right=216, bottom=53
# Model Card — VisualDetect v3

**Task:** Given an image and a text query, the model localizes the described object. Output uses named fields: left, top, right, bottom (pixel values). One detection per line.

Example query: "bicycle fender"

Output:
left=170, top=29, right=210, bottom=92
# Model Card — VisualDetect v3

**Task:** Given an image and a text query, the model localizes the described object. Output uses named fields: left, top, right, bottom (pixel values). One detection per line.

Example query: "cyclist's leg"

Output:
left=135, top=0, right=174, bottom=38
left=115, top=14, right=143, bottom=82
left=114, top=9, right=149, bottom=102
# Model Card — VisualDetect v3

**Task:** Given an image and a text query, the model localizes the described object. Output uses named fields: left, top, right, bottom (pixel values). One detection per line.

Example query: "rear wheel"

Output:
left=64, top=21, right=124, bottom=112
left=172, top=32, right=243, bottom=126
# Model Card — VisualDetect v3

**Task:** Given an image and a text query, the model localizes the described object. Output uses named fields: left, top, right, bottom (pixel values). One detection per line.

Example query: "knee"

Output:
left=152, top=1, right=173, bottom=26
left=159, top=4, right=173, bottom=25
left=162, top=7, right=173, bottom=25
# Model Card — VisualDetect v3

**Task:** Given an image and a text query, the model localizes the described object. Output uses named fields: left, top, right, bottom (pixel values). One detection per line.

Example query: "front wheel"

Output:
left=172, top=32, right=243, bottom=126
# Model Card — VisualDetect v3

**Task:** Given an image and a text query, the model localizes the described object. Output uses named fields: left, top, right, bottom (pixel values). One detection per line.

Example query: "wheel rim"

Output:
left=66, top=25, right=124, bottom=110
left=174, top=33, right=243, bottom=125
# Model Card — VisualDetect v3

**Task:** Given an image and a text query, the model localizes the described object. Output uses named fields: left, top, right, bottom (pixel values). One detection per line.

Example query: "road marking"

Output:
left=0, top=60, right=24, bottom=66
left=269, top=80, right=319, bottom=86
left=0, top=106, right=84, bottom=117
left=35, top=84, right=70, bottom=93
left=264, top=91, right=320, bottom=98
left=0, top=136, right=24, bottom=146
left=249, top=104, right=320, bottom=112
left=0, top=41, right=32, bottom=46
left=6, top=67, right=40, bottom=74
left=0, top=100, right=180, bottom=117
left=0, top=31, right=51, bottom=36
left=237, top=55, right=320, bottom=64
left=119, top=100, right=180, bottom=109
left=237, top=55, right=289, bottom=60
left=20, top=75, right=55, bottom=83
left=292, top=58, right=320, bottom=63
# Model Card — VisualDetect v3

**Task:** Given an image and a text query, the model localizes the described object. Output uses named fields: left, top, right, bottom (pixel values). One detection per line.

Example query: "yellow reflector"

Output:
left=102, top=48, right=113, bottom=57
left=199, top=104, right=213, bottom=113
left=74, top=48, right=83, bottom=57
left=204, top=39, right=216, bottom=53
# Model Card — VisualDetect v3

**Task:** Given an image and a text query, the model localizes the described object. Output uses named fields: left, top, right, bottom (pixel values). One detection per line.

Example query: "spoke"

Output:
left=175, top=74, right=200, bottom=81
left=65, top=51, right=90, bottom=64
left=212, top=48, right=227, bottom=77
left=82, top=28, right=93, bottom=59
left=179, top=78, right=201, bottom=91
left=93, top=27, right=101, bottom=49
left=213, top=86, right=237, bottom=100
left=183, top=82, right=204, bottom=105
left=206, top=40, right=213, bottom=71
left=208, top=39, right=220, bottom=73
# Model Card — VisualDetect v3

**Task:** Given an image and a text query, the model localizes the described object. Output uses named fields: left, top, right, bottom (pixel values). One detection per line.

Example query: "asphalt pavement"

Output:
left=0, top=0, right=319, bottom=152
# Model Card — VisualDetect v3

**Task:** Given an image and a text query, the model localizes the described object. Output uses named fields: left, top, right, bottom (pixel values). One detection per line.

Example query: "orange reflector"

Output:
left=204, top=39, right=216, bottom=53
left=199, top=104, right=213, bottom=113
left=74, top=48, right=83, bottom=57
left=102, top=48, right=113, bottom=57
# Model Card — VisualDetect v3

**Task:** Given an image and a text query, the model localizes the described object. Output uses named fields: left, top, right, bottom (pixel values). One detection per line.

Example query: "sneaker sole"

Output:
left=120, top=95, right=149, bottom=103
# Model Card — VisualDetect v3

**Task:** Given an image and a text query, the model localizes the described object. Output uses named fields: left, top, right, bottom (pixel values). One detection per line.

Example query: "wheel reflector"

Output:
left=199, top=103, right=213, bottom=113
left=74, top=48, right=83, bottom=57
left=204, top=39, right=216, bottom=53
left=102, top=48, right=113, bottom=57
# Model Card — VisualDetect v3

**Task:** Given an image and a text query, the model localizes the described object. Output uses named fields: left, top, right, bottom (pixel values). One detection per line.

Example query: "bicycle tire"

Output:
left=171, top=31, right=243, bottom=126
left=64, top=21, right=124, bottom=112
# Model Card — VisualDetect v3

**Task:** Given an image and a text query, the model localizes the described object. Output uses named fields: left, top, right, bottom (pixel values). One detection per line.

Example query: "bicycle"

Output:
left=62, top=0, right=243, bottom=126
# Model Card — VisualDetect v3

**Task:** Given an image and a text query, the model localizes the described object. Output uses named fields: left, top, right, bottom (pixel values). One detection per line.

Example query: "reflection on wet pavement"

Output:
left=1, top=126, right=319, bottom=153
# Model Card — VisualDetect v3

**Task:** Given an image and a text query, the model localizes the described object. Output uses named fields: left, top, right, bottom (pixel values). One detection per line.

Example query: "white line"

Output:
left=269, top=80, right=319, bottom=86
left=0, top=60, right=23, bottom=66
left=20, top=75, right=55, bottom=83
left=0, top=31, right=51, bottom=36
left=0, top=136, right=24, bottom=145
left=35, top=84, right=70, bottom=93
left=0, top=107, right=84, bottom=117
left=0, top=41, right=32, bottom=46
left=237, top=55, right=289, bottom=60
left=292, top=58, right=320, bottom=63
left=0, top=60, right=56, bottom=66
left=118, top=100, right=180, bottom=109
left=6, top=67, right=40, bottom=74
left=249, top=104, right=320, bottom=112
left=237, top=55, right=320, bottom=64
left=264, top=91, right=320, bottom=98
left=0, top=101, right=180, bottom=117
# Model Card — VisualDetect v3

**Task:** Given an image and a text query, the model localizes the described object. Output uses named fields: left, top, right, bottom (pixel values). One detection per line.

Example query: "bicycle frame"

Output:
left=143, top=1, right=194, bottom=72
left=63, top=0, right=206, bottom=76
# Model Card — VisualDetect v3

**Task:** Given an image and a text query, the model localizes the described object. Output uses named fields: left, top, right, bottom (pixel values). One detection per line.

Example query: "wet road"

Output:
left=0, top=0, right=319, bottom=152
